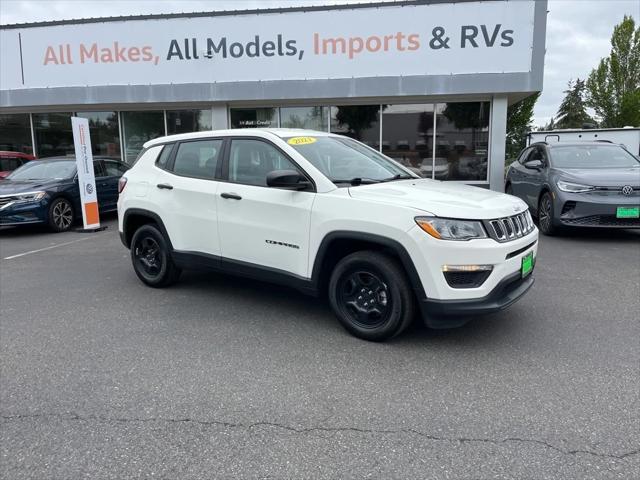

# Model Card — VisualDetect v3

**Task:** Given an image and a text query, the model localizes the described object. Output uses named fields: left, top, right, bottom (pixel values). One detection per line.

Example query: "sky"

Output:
left=1, top=0, right=638, bottom=126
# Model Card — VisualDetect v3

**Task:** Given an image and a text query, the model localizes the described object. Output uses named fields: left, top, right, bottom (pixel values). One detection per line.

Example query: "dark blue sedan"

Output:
left=0, top=157, right=128, bottom=232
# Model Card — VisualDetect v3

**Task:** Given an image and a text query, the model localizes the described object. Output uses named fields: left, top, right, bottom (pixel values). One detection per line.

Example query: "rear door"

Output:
left=508, top=147, right=532, bottom=198
left=216, top=137, right=315, bottom=278
left=100, top=159, right=128, bottom=212
left=93, top=160, right=114, bottom=212
left=147, top=138, right=223, bottom=257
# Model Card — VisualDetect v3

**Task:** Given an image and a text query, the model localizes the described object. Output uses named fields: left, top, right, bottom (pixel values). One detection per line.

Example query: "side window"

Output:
left=229, top=139, right=299, bottom=187
left=103, top=160, right=128, bottom=176
left=529, top=147, right=544, bottom=162
left=517, top=148, right=532, bottom=164
left=93, top=160, right=106, bottom=177
left=155, top=144, right=173, bottom=170
left=172, top=139, right=222, bottom=179
left=0, top=157, right=22, bottom=171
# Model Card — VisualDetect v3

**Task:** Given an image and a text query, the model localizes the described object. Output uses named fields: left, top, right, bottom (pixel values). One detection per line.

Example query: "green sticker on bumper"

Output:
left=521, top=252, right=534, bottom=278
left=616, top=206, right=640, bottom=219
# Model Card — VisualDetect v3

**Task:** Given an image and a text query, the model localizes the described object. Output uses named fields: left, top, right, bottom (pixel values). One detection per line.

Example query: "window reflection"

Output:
left=230, top=108, right=278, bottom=128
left=33, top=113, right=74, bottom=158
left=167, top=110, right=212, bottom=134
left=382, top=104, right=436, bottom=178
left=121, top=111, right=165, bottom=164
left=0, top=114, right=33, bottom=155
left=436, top=102, right=490, bottom=181
left=77, top=111, right=121, bottom=158
left=330, top=105, right=381, bottom=150
left=280, top=107, right=327, bottom=131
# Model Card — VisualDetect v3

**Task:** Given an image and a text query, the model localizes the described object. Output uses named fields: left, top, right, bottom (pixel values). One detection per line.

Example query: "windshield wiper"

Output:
left=380, top=174, right=414, bottom=182
left=332, top=178, right=381, bottom=186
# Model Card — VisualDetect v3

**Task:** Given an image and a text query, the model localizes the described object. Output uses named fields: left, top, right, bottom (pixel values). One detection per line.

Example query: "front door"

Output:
left=216, top=138, right=315, bottom=278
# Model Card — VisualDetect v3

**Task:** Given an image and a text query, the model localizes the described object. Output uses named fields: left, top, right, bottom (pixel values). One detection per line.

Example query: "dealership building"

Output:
left=0, top=0, right=547, bottom=191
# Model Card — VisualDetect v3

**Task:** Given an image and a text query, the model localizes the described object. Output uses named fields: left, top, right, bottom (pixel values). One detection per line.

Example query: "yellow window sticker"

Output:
left=287, top=136, right=317, bottom=146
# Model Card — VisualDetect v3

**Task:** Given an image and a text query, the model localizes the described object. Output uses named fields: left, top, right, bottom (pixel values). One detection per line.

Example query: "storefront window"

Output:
left=382, top=104, right=435, bottom=178
left=230, top=108, right=278, bottom=128
left=280, top=106, right=328, bottom=131
left=121, top=111, right=165, bottom=164
left=167, top=110, right=213, bottom=134
left=33, top=113, right=74, bottom=158
left=330, top=105, right=381, bottom=150
left=0, top=114, right=33, bottom=155
left=76, top=111, right=121, bottom=158
left=436, top=102, right=490, bottom=181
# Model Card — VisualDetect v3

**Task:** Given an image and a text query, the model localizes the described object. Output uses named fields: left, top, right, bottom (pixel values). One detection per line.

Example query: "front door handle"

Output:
left=221, top=192, right=242, bottom=200
left=157, top=183, right=173, bottom=190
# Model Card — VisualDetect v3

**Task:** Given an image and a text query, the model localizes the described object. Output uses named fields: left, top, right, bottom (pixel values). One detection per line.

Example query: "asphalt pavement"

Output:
left=1, top=216, right=639, bottom=479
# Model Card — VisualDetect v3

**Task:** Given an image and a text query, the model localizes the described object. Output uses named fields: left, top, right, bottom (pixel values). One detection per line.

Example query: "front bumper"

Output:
left=420, top=271, right=534, bottom=328
left=0, top=200, right=48, bottom=226
left=555, top=191, right=640, bottom=228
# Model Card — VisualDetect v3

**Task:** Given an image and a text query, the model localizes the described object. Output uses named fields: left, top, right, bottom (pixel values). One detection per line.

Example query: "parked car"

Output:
left=505, top=141, right=640, bottom=235
left=0, top=151, right=36, bottom=178
left=0, top=156, right=128, bottom=232
left=118, top=129, right=538, bottom=341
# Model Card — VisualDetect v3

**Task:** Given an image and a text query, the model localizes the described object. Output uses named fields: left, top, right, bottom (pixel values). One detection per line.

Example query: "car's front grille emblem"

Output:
left=622, top=185, right=634, bottom=196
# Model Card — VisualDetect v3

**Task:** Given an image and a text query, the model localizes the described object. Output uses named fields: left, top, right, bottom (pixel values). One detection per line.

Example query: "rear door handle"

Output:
left=157, top=183, right=173, bottom=190
left=221, top=192, right=242, bottom=200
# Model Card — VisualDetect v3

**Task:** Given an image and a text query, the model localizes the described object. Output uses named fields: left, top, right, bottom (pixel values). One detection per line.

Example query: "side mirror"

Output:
left=524, top=159, right=543, bottom=170
left=266, top=169, right=311, bottom=191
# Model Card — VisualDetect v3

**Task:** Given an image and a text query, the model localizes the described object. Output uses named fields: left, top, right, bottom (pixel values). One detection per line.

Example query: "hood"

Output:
left=556, top=167, right=640, bottom=187
left=0, top=178, right=63, bottom=195
left=349, top=179, right=527, bottom=219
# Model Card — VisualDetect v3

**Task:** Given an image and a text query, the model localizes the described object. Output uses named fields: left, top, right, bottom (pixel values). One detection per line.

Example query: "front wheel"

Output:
left=131, top=224, right=181, bottom=287
left=328, top=251, right=415, bottom=341
left=538, top=192, right=558, bottom=235
left=48, top=197, right=74, bottom=232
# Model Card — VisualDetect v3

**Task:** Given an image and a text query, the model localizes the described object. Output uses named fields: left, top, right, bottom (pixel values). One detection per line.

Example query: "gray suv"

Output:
left=505, top=142, right=640, bottom=235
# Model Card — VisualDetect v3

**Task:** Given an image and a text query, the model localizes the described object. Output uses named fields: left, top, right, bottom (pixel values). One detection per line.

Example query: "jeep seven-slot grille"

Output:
left=484, top=211, right=535, bottom=242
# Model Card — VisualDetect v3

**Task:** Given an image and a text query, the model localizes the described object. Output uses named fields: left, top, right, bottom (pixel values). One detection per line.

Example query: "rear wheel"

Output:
left=48, top=197, right=74, bottom=232
left=131, top=224, right=181, bottom=287
left=538, top=192, right=557, bottom=235
left=328, top=251, right=414, bottom=341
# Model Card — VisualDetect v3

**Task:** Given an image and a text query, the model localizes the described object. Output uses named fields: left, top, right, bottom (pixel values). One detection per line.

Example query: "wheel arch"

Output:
left=122, top=208, right=173, bottom=250
left=311, top=231, right=426, bottom=300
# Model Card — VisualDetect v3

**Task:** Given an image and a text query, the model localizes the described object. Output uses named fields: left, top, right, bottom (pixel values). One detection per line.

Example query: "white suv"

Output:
left=118, top=129, right=538, bottom=341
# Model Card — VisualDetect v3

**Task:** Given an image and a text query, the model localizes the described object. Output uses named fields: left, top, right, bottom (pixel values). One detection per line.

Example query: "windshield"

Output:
left=7, top=161, right=76, bottom=180
left=550, top=145, right=640, bottom=169
left=285, top=136, right=412, bottom=184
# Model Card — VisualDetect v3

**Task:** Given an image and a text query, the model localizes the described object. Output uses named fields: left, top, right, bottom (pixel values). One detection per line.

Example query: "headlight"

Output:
left=557, top=180, right=594, bottom=193
left=415, top=216, right=488, bottom=241
left=10, top=191, right=47, bottom=204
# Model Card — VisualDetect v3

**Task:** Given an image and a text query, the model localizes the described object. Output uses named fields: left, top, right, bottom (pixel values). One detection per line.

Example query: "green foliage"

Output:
left=506, top=92, right=540, bottom=160
left=586, top=15, right=640, bottom=127
left=555, top=79, right=593, bottom=128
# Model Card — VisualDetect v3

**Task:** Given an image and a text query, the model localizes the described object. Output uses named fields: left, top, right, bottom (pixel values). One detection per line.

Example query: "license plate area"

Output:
left=521, top=251, right=534, bottom=278
left=616, top=206, right=639, bottom=219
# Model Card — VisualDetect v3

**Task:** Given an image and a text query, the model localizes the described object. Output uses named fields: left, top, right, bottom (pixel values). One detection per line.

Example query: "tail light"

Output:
left=118, top=176, right=128, bottom=194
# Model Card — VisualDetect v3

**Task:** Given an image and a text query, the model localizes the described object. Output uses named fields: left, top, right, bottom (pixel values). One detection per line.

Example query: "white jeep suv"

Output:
left=118, top=129, right=538, bottom=341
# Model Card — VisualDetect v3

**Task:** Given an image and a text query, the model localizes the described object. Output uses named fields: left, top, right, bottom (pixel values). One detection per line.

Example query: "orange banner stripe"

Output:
left=84, top=201, right=99, bottom=225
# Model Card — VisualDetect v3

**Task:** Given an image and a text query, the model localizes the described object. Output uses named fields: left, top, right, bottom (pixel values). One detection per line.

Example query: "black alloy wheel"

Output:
left=538, top=192, right=557, bottom=235
left=337, top=270, right=391, bottom=329
left=130, top=224, right=181, bottom=287
left=328, top=251, right=414, bottom=341
left=48, top=198, right=74, bottom=232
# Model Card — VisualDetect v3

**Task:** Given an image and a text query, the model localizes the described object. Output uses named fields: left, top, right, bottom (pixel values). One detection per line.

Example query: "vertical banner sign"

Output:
left=71, top=117, right=100, bottom=230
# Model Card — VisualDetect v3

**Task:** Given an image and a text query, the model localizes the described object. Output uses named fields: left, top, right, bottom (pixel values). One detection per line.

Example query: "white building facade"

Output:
left=0, top=0, right=547, bottom=190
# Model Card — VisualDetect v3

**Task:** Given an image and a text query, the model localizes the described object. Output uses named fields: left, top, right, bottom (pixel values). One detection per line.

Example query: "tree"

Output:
left=506, top=92, right=540, bottom=159
left=586, top=15, right=640, bottom=127
left=555, top=79, right=593, bottom=128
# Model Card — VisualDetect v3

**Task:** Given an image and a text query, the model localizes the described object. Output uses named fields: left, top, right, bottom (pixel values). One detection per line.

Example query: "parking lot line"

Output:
left=3, top=237, right=93, bottom=260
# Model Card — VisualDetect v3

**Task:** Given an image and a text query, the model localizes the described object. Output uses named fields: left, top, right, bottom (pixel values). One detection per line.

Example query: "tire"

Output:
left=538, top=191, right=558, bottom=236
left=48, top=197, right=74, bottom=232
left=328, top=251, right=415, bottom=341
left=130, top=224, right=181, bottom=287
